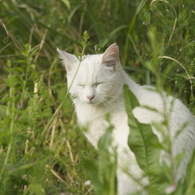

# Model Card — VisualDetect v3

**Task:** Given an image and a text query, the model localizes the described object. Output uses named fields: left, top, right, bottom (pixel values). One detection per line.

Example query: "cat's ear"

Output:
left=57, top=48, right=79, bottom=72
left=102, top=43, right=119, bottom=70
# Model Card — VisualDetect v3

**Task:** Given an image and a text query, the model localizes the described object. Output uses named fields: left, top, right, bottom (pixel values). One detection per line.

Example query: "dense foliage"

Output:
left=0, top=0, right=194, bottom=194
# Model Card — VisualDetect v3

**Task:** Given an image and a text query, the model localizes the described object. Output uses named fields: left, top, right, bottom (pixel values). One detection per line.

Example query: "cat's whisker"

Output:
left=103, top=99, right=120, bottom=114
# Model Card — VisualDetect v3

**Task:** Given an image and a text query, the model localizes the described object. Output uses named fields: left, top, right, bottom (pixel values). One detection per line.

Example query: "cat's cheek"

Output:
left=70, top=93, right=77, bottom=100
left=79, top=94, right=91, bottom=104
left=70, top=88, right=83, bottom=102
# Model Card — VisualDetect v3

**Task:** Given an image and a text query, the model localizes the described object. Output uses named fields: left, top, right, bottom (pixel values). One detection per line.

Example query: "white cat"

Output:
left=57, top=43, right=195, bottom=195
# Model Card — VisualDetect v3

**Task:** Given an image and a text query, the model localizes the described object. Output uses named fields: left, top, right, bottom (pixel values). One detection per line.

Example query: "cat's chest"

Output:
left=76, top=104, right=129, bottom=148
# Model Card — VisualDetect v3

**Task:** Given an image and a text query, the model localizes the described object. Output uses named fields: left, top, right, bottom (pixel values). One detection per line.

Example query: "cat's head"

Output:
left=57, top=43, right=124, bottom=105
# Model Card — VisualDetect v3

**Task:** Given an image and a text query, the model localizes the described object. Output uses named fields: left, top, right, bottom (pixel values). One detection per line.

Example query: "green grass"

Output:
left=0, top=0, right=195, bottom=194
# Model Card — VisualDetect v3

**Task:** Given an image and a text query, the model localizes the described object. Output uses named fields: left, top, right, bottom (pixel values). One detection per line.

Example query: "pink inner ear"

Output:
left=102, top=43, right=119, bottom=68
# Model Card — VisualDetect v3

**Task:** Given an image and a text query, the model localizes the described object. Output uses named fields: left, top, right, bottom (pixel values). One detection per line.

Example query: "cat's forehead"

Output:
left=77, top=54, right=104, bottom=84
left=81, top=54, right=102, bottom=64
left=80, top=54, right=102, bottom=71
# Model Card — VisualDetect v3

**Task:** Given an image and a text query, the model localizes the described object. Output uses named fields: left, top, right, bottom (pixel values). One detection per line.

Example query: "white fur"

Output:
left=57, top=43, right=195, bottom=195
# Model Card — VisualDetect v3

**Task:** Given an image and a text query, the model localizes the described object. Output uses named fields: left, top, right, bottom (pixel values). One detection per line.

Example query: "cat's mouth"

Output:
left=86, top=99, right=101, bottom=105
left=87, top=100, right=96, bottom=105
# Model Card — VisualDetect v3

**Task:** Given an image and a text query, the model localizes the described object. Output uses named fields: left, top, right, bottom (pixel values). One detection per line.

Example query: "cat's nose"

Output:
left=87, top=95, right=95, bottom=101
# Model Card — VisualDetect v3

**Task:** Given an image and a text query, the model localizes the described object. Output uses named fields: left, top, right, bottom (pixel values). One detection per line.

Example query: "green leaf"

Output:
left=83, top=159, right=102, bottom=195
left=98, top=124, right=117, bottom=195
left=183, top=150, right=195, bottom=194
left=124, top=85, right=166, bottom=192
left=60, top=0, right=70, bottom=10
left=84, top=124, right=117, bottom=195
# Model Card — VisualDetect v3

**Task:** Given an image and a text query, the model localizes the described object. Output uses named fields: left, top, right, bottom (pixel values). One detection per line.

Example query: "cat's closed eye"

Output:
left=78, top=84, right=85, bottom=88
left=94, top=82, right=102, bottom=87
left=78, top=83, right=102, bottom=88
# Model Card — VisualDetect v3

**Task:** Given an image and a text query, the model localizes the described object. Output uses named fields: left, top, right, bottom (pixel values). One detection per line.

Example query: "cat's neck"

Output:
left=122, top=70, right=140, bottom=94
